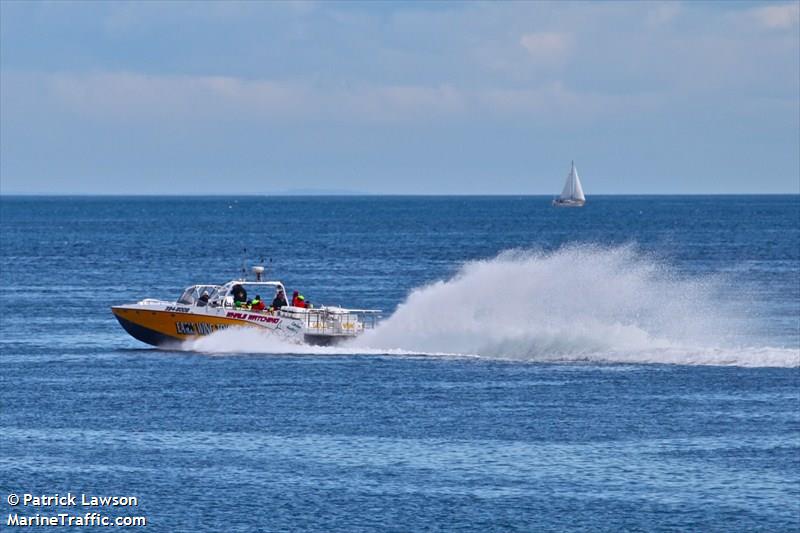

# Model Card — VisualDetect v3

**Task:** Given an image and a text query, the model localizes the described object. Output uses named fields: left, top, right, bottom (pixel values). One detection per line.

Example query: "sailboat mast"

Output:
left=570, top=162, right=576, bottom=197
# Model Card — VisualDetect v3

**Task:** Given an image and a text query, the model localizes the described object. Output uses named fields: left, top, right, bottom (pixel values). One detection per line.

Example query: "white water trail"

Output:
left=184, top=245, right=799, bottom=367
left=184, top=327, right=440, bottom=358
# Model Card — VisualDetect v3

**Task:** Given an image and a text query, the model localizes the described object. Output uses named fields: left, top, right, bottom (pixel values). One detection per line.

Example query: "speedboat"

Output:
left=112, top=266, right=380, bottom=347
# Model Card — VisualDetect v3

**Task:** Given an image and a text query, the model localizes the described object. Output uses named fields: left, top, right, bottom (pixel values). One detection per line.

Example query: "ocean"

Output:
left=1, top=195, right=798, bottom=532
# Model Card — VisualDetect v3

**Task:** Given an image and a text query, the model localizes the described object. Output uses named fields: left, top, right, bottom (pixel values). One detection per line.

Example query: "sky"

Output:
left=0, top=0, right=798, bottom=195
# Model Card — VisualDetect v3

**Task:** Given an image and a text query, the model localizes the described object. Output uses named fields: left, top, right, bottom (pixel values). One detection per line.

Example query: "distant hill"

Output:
left=265, top=188, right=370, bottom=196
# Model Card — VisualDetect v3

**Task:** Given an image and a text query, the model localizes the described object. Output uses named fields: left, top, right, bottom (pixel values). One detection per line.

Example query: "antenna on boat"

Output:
left=241, top=247, right=247, bottom=281
left=258, top=255, right=266, bottom=281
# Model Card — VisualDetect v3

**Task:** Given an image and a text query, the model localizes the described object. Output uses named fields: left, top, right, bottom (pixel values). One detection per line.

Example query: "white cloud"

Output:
left=645, top=2, right=682, bottom=27
left=3, top=2, right=797, bottom=128
left=46, top=72, right=307, bottom=119
left=342, top=84, right=465, bottom=120
left=519, top=32, right=573, bottom=64
left=748, top=3, right=799, bottom=30
left=4, top=70, right=656, bottom=126
left=33, top=72, right=466, bottom=123
left=480, top=82, right=663, bottom=121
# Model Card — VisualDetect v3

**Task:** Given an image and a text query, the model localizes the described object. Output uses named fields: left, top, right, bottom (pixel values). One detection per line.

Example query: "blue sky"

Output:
left=1, top=0, right=798, bottom=194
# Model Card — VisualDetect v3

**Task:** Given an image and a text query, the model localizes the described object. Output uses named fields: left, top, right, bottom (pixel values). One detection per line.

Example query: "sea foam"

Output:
left=184, top=245, right=799, bottom=367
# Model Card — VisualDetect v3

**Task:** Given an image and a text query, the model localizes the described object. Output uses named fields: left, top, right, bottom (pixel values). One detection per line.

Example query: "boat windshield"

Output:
left=177, top=285, right=222, bottom=305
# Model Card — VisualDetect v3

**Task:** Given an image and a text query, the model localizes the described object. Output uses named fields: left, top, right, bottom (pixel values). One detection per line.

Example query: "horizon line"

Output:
left=1, top=192, right=798, bottom=198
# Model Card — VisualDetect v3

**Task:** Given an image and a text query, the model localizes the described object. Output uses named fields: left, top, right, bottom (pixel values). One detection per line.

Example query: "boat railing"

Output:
left=138, top=298, right=169, bottom=305
left=209, top=301, right=381, bottom=335
left=302, top=308, right=380, bottom=336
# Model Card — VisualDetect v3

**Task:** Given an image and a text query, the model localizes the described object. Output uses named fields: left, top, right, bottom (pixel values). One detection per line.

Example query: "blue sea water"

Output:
left=1, top=195, right=798, bottom=532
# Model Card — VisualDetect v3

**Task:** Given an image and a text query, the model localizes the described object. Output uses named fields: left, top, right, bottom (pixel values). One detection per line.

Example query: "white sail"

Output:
left=559, top=161, right=585, bottom=202
left=571, top=164, right=585, bottom=201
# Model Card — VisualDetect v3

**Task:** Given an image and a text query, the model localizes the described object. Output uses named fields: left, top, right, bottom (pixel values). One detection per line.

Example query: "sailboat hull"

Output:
left=552, top=199, right=585, bottom=208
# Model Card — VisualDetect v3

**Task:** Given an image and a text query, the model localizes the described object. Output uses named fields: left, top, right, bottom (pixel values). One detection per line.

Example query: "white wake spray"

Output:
left=185, top=327, right=433, bottom=357
left=184, top=245, right=799, bottom=367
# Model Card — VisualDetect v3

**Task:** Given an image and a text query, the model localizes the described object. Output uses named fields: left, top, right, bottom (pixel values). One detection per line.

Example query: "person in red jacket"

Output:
left=292, top=291, right=307, bottom=308
left=250, top=295, right=265, bottom=311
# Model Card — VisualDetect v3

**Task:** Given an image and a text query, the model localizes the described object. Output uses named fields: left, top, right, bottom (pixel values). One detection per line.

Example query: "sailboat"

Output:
left=552, top=161, right=586, bottom=207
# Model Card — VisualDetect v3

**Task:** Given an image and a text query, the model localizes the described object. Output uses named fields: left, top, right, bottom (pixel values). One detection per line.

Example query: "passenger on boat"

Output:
left=232, top=284, right=248, bottom=308
left=197, top=291, right=210, bottom=307
left=293, top=292, right=307, bottom=308
left=251, top=295, right=265, bottom=311
left=271, top=288, right=288, bottom=310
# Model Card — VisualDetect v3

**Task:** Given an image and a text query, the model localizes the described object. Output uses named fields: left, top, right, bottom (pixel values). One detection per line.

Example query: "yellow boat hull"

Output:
left=111, top=307, right=280, bottom=347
